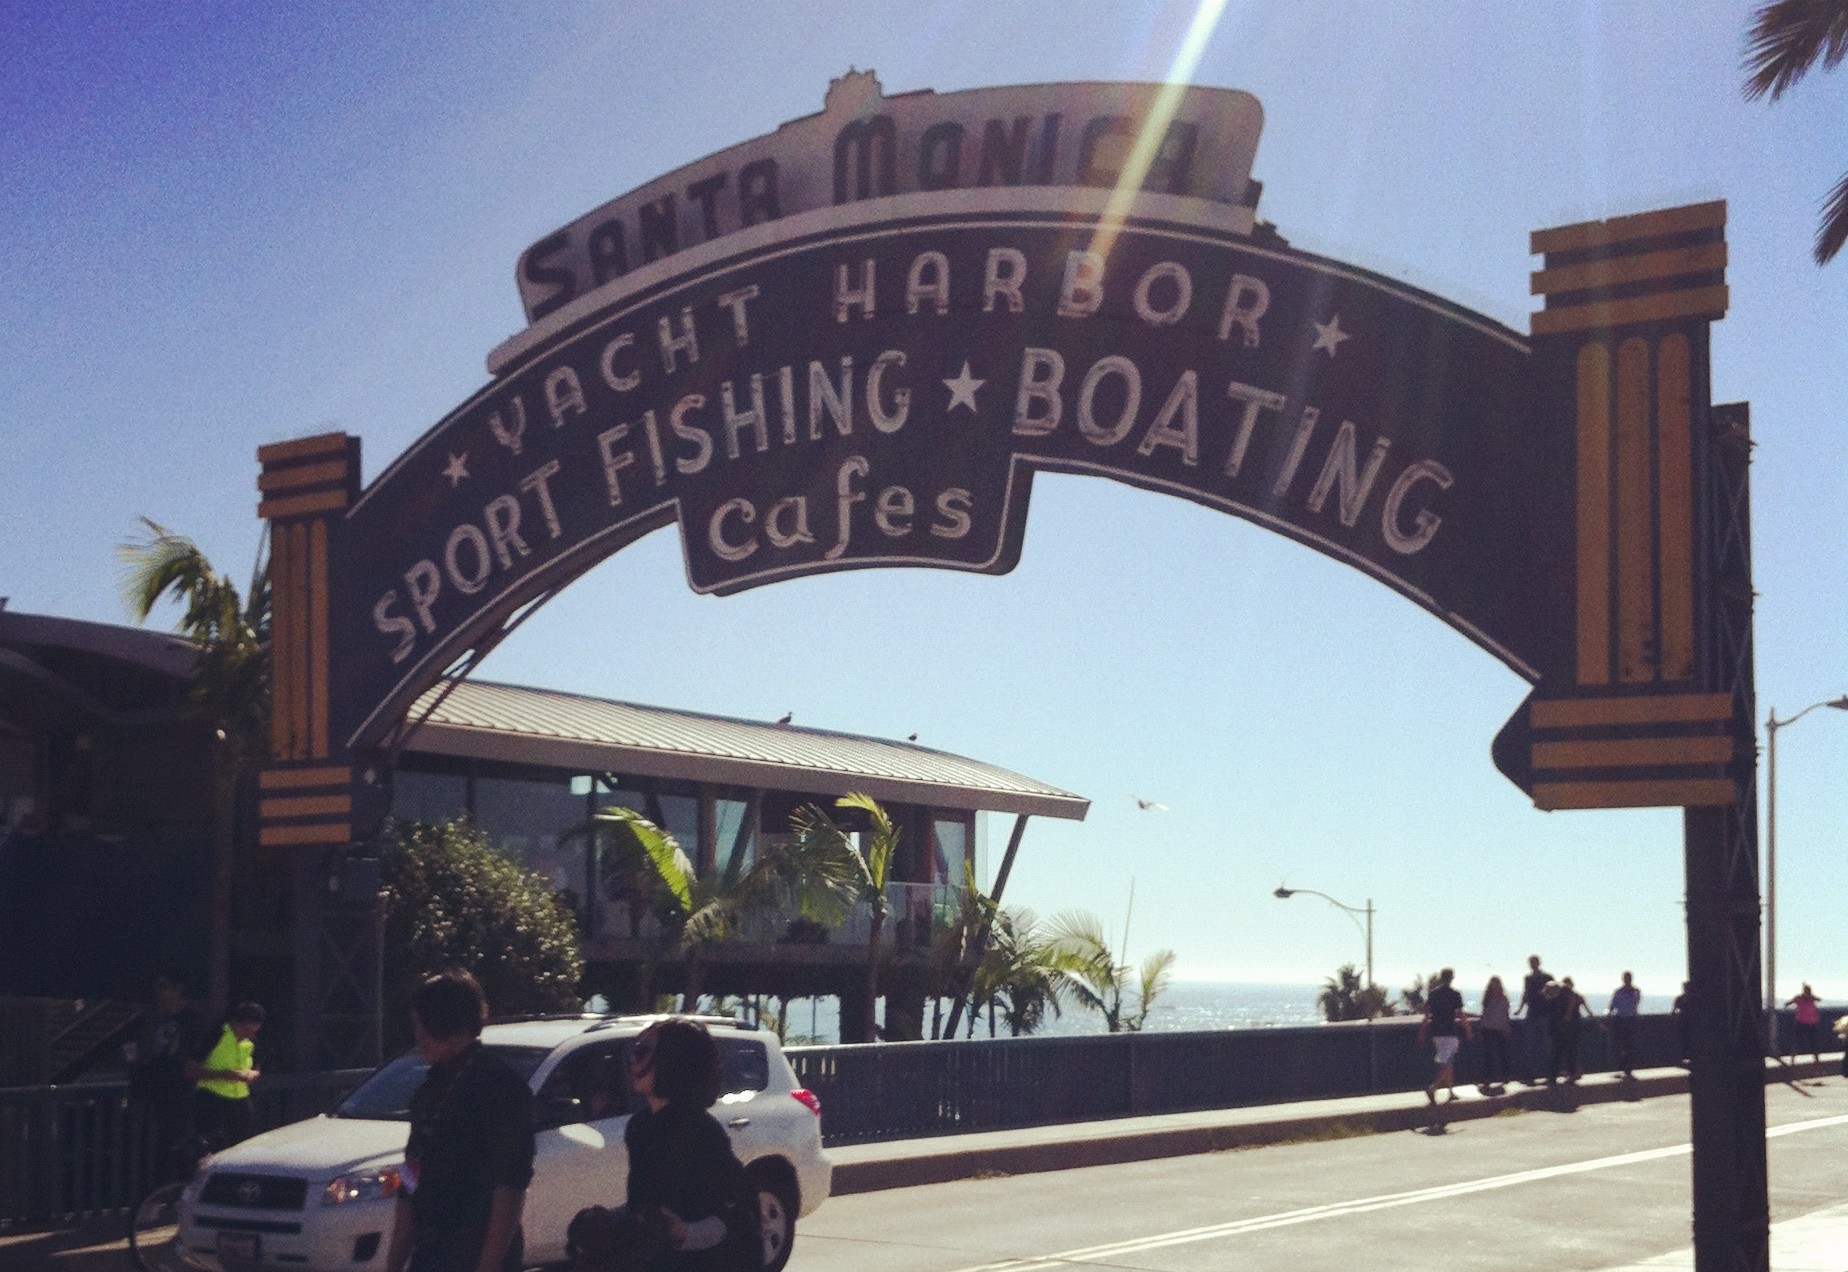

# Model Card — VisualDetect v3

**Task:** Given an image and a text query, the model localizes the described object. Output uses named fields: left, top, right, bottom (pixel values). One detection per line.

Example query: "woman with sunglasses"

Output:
left=623, top=1018, right=758, bottom=1271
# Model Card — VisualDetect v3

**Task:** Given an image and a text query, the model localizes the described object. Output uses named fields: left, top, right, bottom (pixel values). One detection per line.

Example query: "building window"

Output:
left=391, top=767, right=467, bottom=826
left=931, top=815, right=970, bottom=885
left=715, top=792, right=755, bottom=876
left=473, top=772, right=589, bottom=914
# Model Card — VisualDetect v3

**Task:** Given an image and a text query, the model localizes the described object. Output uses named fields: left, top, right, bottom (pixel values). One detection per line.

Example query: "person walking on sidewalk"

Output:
left=1420, top=968, right=1471, bottom=1104
left=622, top=1017, right=762, bottom=1271
left=1548, top=977, right=1596, bottom=1084
left=386, top=970, right=534, bottom=1272
left=1787, top=984, right=1823, bottom=1064
left=126, top=969, right=208, bottom=1182
left=1514, top=955, right=1555, bottom=1084
left=188, top=1002, right=264, bottom=1152
left=1607, top=972, right=1642, bottom=1078
left=1477, top=976, right=1512, bottom=1092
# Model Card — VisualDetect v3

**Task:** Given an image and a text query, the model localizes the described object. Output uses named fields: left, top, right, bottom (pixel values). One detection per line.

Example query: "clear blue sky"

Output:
left=4, top=2, right=1844, bottom=1002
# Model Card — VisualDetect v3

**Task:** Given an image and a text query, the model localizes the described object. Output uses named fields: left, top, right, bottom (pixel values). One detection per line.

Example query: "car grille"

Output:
left=201, top=1172, right=310, bottom=1211
left=194, top=1215, right=304, bottom=1234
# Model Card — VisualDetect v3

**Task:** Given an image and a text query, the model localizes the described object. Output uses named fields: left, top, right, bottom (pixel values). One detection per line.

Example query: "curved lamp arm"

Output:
left=1767, top=696, right=1848, bottom=734
left=1274, top=884, right=1374, bottom=985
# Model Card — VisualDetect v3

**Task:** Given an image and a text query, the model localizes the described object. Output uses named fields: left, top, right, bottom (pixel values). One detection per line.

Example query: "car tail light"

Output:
left=790, top=1088, right=822, bottom=1116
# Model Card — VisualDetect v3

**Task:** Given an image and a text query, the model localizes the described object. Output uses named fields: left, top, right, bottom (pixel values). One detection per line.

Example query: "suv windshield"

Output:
left=333, top=1046, right=552, bottom=1120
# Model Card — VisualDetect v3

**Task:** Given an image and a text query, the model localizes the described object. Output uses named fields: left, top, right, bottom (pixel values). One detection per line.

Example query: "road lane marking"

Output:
left=956, top=1112, right=1848, bottom=1272
left=1589, top=1198, right=1848, bottom=1270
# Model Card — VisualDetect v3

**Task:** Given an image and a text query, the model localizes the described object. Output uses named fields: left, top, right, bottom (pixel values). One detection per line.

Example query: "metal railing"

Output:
left=786, top=1009, right=1846, bottom=1145
left=0, top=1070, right=368, bottom=1229
left=597, top=882, right=963, bottom=949
left=5, top=1010, right=1838, bottom=1230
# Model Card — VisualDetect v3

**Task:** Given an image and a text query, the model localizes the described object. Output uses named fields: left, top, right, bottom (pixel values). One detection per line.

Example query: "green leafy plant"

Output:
left=380, top=819, right=583, bottom=1040
left=1317, top=963, right=1391, bottom=1022
left=1046, top=909, right=1176, bottom=1033
left=119, top=518, right=270, bottom=1012
left=1743, top=0, right=1848, bottom=264
left=789, top=793, right=899, bottom=1042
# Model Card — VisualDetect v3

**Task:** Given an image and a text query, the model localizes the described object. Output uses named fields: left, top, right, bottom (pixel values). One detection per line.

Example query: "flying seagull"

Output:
left=1134, top=797, right=1168, bottom=812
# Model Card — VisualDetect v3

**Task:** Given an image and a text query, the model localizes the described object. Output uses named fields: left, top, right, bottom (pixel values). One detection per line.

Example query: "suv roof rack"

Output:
left=487, top=1012, right=606, bottom=1025
left=581, top=1012, right=760, bottom=1034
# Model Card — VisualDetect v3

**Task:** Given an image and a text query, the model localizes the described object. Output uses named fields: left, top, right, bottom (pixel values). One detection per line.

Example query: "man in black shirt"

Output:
left=385, top=971, right=533, bottom=1272
left=1419, top=968, right=1469, bottom=1104
left=126, top=970, right=208, bottom=1181
left=1513, top=954, right=1555, bottom=1085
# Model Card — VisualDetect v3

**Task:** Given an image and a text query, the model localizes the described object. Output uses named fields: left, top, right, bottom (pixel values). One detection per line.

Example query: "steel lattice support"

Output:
left=1684, top=401, right=1765, bottom=1272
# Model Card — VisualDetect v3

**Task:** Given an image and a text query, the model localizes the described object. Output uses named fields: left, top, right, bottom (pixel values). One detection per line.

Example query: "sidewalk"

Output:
left=1, top=1057, right=1831, bottom=1270
left=828, top=1056, right=1838, bottom=1194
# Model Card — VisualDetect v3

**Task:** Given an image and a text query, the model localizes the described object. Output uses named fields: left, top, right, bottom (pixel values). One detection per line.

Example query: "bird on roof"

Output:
left=907, top=733, right=918, bottom=742
left=776, top=711, right=793, bottom=726
left=1134, top=797, right=1168, bottom=811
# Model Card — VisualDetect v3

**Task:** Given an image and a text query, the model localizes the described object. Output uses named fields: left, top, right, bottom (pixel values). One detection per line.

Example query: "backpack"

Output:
left=566, top=1204, right=672, bottom=1272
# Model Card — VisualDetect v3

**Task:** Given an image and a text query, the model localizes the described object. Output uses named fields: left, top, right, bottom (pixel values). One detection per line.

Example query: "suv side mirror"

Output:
left=535, top=1095, right=584, bottom=1130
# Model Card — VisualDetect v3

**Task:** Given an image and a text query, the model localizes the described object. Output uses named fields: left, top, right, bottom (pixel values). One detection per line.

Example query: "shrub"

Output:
left=380, top=820, right=583, bottom=1040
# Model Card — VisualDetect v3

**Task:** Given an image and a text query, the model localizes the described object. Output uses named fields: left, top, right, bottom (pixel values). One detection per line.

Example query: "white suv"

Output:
left=174, top=1015, right=831, bottom=1272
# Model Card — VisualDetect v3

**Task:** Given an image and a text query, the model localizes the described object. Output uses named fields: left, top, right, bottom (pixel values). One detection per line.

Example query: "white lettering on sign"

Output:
left=369, top=468, right=575, bottom=666
left=514, top=76, right=1263, bottom=326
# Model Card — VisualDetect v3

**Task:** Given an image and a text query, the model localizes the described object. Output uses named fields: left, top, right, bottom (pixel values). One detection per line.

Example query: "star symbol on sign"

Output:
left=1312, top=313, right=1351, bottom=357
left=943, top=361, right=985, bottom=413
left=442, top=452, right=470, bottom=487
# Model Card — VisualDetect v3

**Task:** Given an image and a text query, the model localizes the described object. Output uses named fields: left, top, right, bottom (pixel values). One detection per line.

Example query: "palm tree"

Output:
left=789, top=793, right=899, bottom=1042
left=1317, top=963, right=1390, bottom=1022
left=1744, top=0, right=1848, bottom=263
left=588, top=806, right=800, bottom=1010
left=927, top=861, right=997, bottom=1037
left=973, top=907, right=1089, bottom=1037
left=1400, top=971, right=1443, bottom=1016
left=1046, top=909, right=1176, bottom=1033
left=119, top=519, right=269, bottom=1013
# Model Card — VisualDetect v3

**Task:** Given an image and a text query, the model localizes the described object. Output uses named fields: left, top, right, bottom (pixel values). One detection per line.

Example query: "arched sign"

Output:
left=254, top=75, right=1763, bottom=1268
left=346, top=191, right=1538, bottom=748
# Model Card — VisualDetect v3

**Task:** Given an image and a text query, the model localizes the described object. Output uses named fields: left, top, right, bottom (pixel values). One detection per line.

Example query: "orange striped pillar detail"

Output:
left=1655, top=335, right=1696, bottom=682
left=257, top=433, right=361, bottom=848
left=1574, top=343, right=1612, bottom=685
left=1531, top=201, right=1727, bottom=691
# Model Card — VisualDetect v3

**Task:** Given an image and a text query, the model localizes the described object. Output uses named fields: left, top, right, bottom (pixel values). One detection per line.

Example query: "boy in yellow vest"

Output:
left=188, top=1001, right=264, bottom=1150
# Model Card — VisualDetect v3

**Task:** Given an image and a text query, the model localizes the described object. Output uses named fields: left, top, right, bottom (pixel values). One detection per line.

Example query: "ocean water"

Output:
left=760, top=981, right=1684, bottom=1043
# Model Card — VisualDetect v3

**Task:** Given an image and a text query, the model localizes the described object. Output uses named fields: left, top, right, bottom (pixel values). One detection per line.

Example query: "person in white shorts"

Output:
left=1419, top=968, right=1471, bottom=1104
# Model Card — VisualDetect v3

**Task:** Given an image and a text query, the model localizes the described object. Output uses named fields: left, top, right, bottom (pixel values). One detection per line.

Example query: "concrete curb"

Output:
left=829, top=1058, right=1836, bottom=1195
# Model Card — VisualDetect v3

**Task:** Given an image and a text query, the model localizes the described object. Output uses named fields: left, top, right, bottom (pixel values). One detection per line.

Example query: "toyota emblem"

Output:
left=237, top=1179, right=262, bottom=1206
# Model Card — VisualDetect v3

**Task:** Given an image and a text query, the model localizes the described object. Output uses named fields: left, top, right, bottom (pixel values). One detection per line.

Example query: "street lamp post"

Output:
left=1764, top=695, right=1848, bottom=1051
left=1273, top=885, right=1375, bottom=1000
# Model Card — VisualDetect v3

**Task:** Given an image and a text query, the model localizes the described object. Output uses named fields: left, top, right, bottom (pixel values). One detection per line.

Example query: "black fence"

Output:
left=0, top=1069, right=367, bottom=1229
left=4, top=1011, right=1839, bottom=1229
left=786, top=1009, right=1846, bottom=1145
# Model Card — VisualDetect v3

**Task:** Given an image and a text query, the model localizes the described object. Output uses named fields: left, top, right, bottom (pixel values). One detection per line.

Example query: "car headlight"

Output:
left=322, top=1165, right=403, bottom=1205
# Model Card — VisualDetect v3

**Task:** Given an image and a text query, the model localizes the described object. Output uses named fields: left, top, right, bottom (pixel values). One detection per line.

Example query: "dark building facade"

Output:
left=0, top=606, right=1086, bottom=1070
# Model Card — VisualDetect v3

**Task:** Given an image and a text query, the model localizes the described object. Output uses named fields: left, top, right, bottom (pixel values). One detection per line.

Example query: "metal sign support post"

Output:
left=1685, top=402, right=1766, bottom=1272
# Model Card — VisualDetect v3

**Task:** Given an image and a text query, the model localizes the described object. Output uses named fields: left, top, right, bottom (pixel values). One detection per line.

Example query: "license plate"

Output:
left=217, top=1230, right=260, bottom=1265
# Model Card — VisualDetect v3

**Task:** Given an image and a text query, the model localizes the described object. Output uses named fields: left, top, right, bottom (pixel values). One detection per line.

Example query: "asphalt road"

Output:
left=791, top=1078, right=1848, bottom=1272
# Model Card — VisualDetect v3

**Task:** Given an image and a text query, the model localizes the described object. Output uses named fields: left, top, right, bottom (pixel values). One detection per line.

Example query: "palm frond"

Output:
left=118, top=518, right=241, bottom=639
left=593, top=807, right=694, bottom=914
left=1818, top=168, right=1848, bottom=263
left=837, top=792, right=899, bottom=892
left=1137, top=948, right=1177, bottom=1008
left=1743, top=0, right=1848, bottom=100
